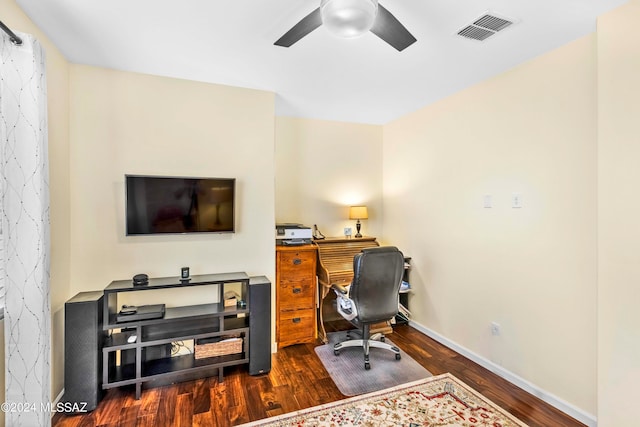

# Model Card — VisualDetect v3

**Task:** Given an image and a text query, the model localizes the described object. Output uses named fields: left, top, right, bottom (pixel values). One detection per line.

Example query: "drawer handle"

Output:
left=293, top=258, right=302, bottom=265
left=292, top=318, right=301, bottom=323
left=293, top=287, right=302, bottom=294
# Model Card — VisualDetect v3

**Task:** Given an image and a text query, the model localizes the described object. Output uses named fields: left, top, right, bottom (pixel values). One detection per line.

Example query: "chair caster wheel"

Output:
left=334, top=350, right=340, bottom=356
left=365, top=362, right=371, bottom=370
left=395, top=353, right=401, bottom=360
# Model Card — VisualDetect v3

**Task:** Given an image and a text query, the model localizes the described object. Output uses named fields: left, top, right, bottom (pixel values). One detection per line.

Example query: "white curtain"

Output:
left=0, top=32, right=51, bottom=427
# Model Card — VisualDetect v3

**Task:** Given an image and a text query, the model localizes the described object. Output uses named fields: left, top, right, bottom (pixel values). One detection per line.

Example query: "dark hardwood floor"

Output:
left=53, top=323, right=586, bottom=427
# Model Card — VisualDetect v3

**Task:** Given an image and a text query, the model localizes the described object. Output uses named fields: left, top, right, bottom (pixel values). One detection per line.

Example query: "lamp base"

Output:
left=355, top=220, right=362, bottom=238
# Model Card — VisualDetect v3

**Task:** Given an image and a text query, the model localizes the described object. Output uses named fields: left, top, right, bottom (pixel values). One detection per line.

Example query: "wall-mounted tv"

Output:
left=125, top=175, right=235, bottom=235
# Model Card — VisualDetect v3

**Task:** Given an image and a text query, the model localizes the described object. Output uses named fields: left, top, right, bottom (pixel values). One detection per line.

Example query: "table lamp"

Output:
left=209, top=186, right=232, bottom=226
left=349, top=206, right=368, bottom=238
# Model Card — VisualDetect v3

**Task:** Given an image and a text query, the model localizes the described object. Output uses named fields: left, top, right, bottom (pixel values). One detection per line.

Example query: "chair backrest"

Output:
left=350, top=246, right=405, bottom=323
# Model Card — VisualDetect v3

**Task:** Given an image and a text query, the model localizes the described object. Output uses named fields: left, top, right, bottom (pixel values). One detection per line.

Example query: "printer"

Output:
left=276, top=224, right=312, bottom=245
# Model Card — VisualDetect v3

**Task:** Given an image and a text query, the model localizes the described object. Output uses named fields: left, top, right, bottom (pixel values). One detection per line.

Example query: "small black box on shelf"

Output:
left=132, top=273, right=148, bottom=286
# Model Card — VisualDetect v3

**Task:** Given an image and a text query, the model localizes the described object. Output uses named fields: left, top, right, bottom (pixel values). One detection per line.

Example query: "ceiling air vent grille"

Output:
left=458, top=13, right=514, bottom=41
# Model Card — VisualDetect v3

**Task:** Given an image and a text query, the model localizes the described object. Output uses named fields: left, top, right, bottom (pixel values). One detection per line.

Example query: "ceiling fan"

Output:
left=274, top=0, right=417, bottom=52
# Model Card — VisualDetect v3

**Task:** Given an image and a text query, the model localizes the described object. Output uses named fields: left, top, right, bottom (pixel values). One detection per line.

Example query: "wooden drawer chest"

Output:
left=276, top=245, right=317, bottom=348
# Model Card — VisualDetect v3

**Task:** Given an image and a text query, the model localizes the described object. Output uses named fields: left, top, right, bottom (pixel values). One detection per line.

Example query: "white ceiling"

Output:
left=16, top=0, right=627, bottom=125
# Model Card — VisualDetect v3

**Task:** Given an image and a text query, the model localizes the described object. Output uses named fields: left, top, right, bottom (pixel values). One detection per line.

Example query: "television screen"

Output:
left=125, top=175, right=235, bottom=235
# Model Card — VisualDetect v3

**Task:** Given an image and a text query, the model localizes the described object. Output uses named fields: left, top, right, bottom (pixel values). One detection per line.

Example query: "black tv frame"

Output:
left=125, top=174, right=236, bottom=236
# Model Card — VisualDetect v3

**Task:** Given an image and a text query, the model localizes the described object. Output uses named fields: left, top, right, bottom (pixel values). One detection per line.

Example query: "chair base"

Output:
left=333, top=330, right=401, bottom=370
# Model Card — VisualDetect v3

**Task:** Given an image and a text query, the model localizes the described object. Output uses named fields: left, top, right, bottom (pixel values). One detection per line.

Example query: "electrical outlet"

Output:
left=344, top=227, right=352, bottom=237
left=171, top=340, right=193, bottom=357
left=491, top=321, right=501, bottom=336
left=512, top=193, right=523, bottom=208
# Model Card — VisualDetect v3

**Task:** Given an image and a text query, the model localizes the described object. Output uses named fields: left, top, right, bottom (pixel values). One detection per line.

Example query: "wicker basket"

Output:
left=194, top=336, right=242, bottom=359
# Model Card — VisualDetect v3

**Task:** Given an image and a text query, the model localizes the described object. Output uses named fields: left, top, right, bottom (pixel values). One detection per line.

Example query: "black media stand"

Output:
left=101, top=272, right=268, bottom=399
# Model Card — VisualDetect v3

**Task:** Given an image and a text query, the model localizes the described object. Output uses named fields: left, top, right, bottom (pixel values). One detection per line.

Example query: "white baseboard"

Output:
left=51, top=388, right=64, bottom=418
left=409, top=320, right=597, bottom=427
left=53, top=388, right=64, bottom=405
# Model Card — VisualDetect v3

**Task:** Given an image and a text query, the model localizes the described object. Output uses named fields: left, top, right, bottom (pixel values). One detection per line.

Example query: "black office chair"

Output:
left=331, top=246, right=405, bottom=370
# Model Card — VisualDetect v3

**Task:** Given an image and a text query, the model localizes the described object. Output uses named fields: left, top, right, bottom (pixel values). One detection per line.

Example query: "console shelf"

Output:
left=101, top=272, right=252, bottom=399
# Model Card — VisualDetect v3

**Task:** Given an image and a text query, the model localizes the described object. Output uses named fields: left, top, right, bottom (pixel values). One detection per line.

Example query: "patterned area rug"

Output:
left=238, top=373, right=528, bottom=426
left=315, top=331, right=432, bottom=396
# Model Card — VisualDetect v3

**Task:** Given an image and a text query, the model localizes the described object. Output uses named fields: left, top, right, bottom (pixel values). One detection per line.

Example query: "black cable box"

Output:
left=116, top=304, right=165, bottom=323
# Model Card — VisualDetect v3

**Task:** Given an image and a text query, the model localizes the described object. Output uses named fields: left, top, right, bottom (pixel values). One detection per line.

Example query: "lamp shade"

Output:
left=209, top=186, right=232, bottom=203
left=349, top=206, right=369, bottom=220
left=320, top=0, right=379, bottom=39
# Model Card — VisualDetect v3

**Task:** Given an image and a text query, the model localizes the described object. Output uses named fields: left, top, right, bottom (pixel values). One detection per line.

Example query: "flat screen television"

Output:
left=125, top=175, right=235, bottom=235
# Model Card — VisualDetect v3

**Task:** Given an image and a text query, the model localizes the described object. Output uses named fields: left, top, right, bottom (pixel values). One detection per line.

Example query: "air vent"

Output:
left=457, top=13, right=514, bottom=41
left=458, top=26, right=494, bottom=41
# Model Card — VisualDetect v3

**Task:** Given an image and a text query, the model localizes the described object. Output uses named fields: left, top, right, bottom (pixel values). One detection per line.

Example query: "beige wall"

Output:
left=68, top=64, right=276, bottom=323
left=597, top=0, right=640, bottom=425
left=383, top=34, right=598, bottom=416
left=1, top=0, right=71, bottom=405
left=275, top=117, right=383, bottom=239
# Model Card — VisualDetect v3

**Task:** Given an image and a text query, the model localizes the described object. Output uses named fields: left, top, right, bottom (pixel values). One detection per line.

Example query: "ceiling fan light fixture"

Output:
left=320, top=0, right=379, bottom=39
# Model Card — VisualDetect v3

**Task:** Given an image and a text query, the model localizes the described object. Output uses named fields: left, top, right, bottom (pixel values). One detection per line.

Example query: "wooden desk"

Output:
left=314, top=236, right=384, bottom=343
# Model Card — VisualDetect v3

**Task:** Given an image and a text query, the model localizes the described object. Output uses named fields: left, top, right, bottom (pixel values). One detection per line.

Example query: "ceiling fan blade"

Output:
left=370, top=4, right=417, bottom=51
left=275, top=8, right=322, bottom=47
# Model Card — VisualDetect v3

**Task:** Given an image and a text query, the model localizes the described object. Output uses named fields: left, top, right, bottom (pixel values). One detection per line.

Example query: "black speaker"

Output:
left=248, top=276, right=271, bottom=375
left=64, top=291, right=105, bottom=411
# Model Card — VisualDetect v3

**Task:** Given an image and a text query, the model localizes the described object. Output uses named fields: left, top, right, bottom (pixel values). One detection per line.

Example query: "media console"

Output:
left=97, top=272, right=270, bottom=399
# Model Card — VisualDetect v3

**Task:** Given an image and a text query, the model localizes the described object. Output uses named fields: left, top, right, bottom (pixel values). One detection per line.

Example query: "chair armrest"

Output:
left=332, top=283, right=358, bottom=321
left=331, top=283, right=348, bottom=295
